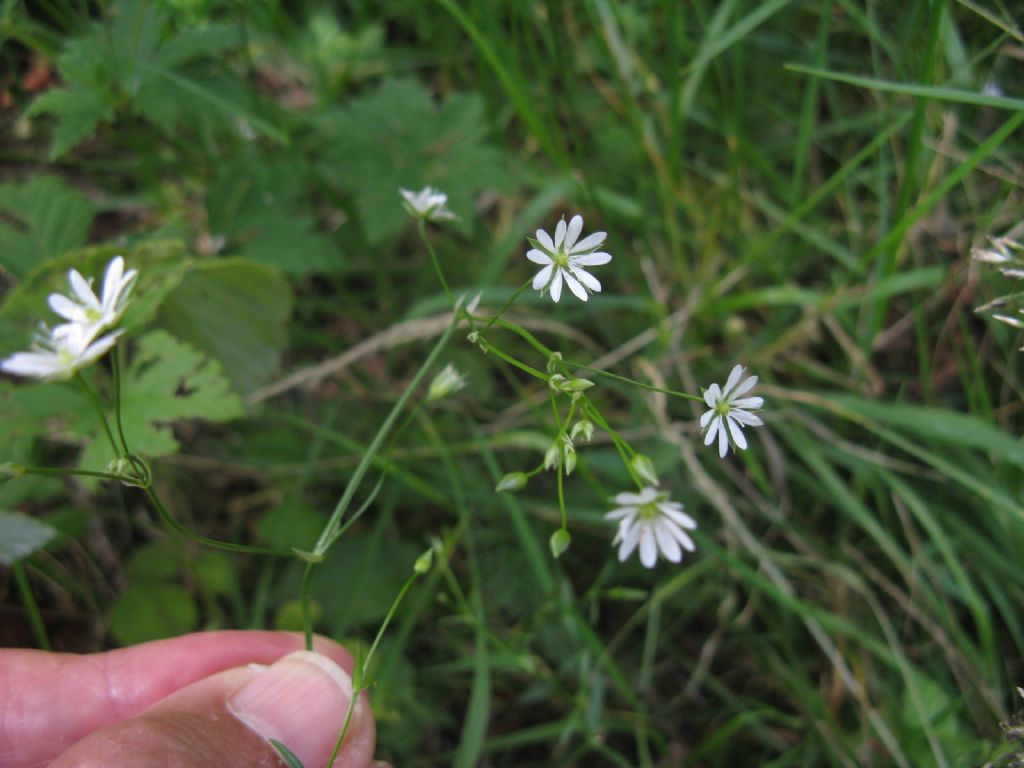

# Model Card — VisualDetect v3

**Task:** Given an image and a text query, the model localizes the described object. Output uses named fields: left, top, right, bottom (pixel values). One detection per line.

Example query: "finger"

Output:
left=49, top=650, right=375, bottom=768
left=0, top=631, right=351, bottom=768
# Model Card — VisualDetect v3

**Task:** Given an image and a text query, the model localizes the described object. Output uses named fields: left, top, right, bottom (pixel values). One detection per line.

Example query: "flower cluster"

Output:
left=1, top=256, right=137, bottom=381
left=401, top=187, right=767, bottom=569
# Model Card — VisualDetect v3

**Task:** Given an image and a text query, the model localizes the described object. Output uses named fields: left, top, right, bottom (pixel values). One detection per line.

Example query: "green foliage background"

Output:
left=2, top=0, right=1024, bottom=765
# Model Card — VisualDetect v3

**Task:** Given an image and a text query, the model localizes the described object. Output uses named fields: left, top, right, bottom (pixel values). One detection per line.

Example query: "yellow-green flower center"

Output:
left=553, top=251, right=570, bottom=269
left=636, top=501, right=661, bottom=521
left=715, top=401, right=731, bottom=417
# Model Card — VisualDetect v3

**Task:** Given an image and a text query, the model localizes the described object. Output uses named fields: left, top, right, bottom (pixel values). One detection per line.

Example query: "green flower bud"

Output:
left=496, top=472, right=528, bottom=492
left=549, top=528, right=571, bottom=558
left=570, top=419, right=594, bottom=442
left=630, top=453, right=659, bottom=486
left=413, top=548, right=434, bottom=575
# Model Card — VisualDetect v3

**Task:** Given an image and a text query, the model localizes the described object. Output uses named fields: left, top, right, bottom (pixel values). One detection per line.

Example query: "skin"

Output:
left=0, top=631, right=375, bottom=768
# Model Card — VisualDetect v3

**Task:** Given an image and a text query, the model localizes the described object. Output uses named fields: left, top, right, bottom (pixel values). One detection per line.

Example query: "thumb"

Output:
left=50, top=650, right=375, bottom=768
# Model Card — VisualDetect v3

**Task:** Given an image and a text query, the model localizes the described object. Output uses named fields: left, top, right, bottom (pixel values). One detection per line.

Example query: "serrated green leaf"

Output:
left=319, top=78, right=509, bottom=243
left=206, top=150, right=341, bottom=274
left=0, top=176, right=95, bottom=278
left=28, top=0, right=264, bottom=156
left=157, top=259, right=292, bottom=394
left=0, top=510, right=57, bottom=565
left=79, top=330, right=244, bottom=471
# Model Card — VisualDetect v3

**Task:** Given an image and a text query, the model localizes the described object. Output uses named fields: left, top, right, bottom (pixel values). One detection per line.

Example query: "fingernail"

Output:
left=228, top=650, right=357, bottom=768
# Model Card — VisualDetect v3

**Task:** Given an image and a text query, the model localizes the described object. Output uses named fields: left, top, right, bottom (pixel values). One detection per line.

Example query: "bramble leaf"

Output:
left=78, top=330, right=244, bottom=471
left=317, top=78, right=510, bottom=243
left=0, top=176, right=95, bottom=278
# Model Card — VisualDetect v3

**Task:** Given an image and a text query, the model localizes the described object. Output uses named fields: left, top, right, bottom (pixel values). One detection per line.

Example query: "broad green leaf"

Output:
left=157, top=259, right=293, bottom=394
left=206, top=150, right=341, bottom=274
left=0, top=176, right=95, bottom=278
left=108, top=582, right=197, bottom=644
left=28, top=0, right=261, bottom=157
left=78, top=330, right=244, bottom=471
left=318, top=78, right=510, bottom=243
left=0, top=510, right=57, bottom=565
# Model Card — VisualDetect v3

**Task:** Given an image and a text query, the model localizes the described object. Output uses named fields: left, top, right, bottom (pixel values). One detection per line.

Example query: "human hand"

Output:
left=0, top=630, right=375, bottom=768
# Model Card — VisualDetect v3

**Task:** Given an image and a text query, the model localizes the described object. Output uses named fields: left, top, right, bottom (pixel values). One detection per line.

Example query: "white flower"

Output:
left=400, top=187, right=456, bottom=222
left=426, top=363, right=466, bottom=401
left=1, top=323, right=123, bottom=381
left=701, top=364, right=764, bottom=458
left=606, top=486, right=696, bottom=568
left=527, top=214, right=612, bottom=302
left=48, top=256, right=137, bottom=338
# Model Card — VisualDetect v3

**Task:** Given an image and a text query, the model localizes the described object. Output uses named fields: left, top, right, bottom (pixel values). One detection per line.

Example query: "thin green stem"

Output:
left=16, top=465, right=136, bottom=483
left=75, top=372, right=121, bottom=458
left=13, top=561, right=50, bottom=650
left=556, top=464, right=567, bottom=531
left=314, top=315, right=459, bottom=556
left=326, top=570, right=420, bottom=768
left=482, top=279, right=533, bottom=333
left=562, top=360, right=705, bottom=402
left=110, top=342, right=131, bottom=455
left=418, top=218, right=455, bottom=306
left=478, top=338, right=549, bottom=381
left=144, top=485, right=290, bottom=557
left=301, top=562, right=315, bottom=651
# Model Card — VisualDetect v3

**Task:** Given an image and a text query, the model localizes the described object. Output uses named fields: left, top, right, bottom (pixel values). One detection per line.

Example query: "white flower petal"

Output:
left=564, top=215, right=583, bottom=251
left=536, top=229, right=555, bottom=252
left=704, top=417, right=720, bottom=447
left=724, top=364, right=744, bottom=396
left=718, top=421, right=729, bottom=457
left=554, top=219, right=567, bottom=249
left=731, top=396, right=764, bottom=410
left=727, top=415, right=748, bottom=450
left=571, top=266, right=601, bottom=293
left=563, top=271, right=589, bottom=302
left=732, top=374, right=758, bottom=398
left=639, top=527, right=657, bottom=568
left=532, top=264, right=553, bottom=291
left=69, top=270, right=98, bottom=306
left=660, top=505, right=697, bottom=530
left=572, top=250, right=612, bottom=266
left=731, top=410, right=764, bottom=427
left=570, top=231, right=606, bottom=254
left=48, top=294, right=86, bottom=323
left=618, top=524, right=641, bottom=561
left=655, top=523, right=682, bottom=562
left=527, top=249, right=552, bottom=265
left=703, top=384, right=720, bottom=409
left=103, top=257, right=125, bottom=302
left=549, top=270, right=564, bottom=302
left=699, top=409, right=714, bottom=428
left=605, top=506, right=637, bottom=521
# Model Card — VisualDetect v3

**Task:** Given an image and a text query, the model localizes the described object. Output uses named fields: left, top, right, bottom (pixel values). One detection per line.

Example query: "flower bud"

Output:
left=570, top=420, right=594, bottom=442
left=561, top=436, right=577, bottom=476
left=496, top=472, right=528, bottom=492
left=549, top=528, right=571, bottom=558
left=547, top=351, right=563, bottom=374
left=630, top=453, right=659, bottom=486
left=426, top=363, right=466, bottom=402
left=413, top=548, right=434, bottom=574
